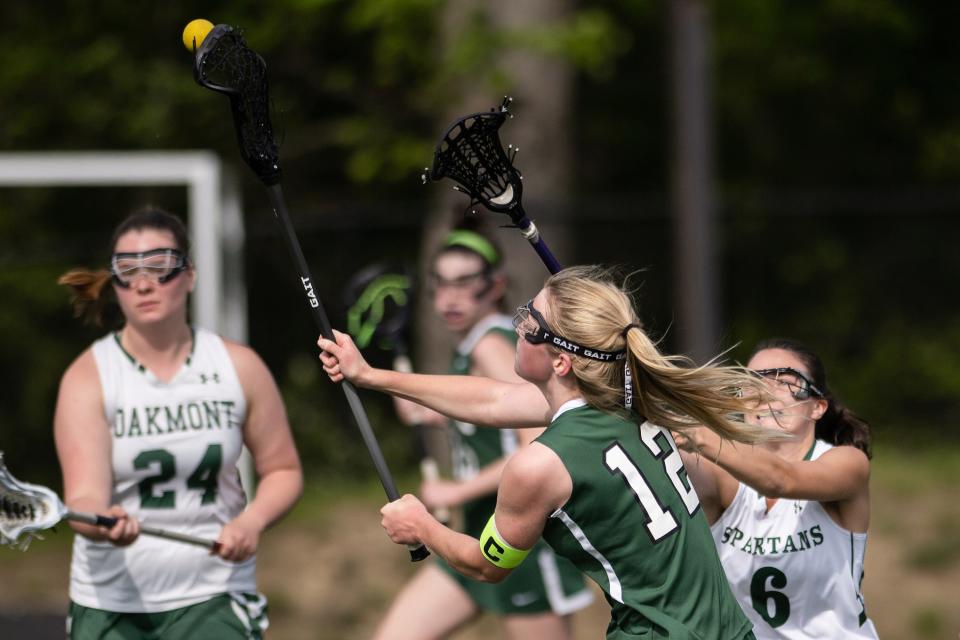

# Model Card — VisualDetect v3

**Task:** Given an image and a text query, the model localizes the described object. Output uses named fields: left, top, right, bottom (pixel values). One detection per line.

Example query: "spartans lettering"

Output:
left=113, top=401, right=239, bottom=438
left=720, top=524, right=825, bottom=556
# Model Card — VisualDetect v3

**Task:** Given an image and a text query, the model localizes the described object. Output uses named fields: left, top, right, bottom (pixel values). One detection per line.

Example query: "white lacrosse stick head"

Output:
left=0, top=452, right=67, bottom=550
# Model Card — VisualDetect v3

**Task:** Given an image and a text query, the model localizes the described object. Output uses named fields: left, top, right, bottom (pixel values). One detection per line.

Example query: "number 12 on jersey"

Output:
left=604, top=423, right=700, bottom=543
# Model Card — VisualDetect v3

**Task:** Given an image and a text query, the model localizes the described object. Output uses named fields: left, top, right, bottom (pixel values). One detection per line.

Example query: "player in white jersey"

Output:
left=674, top=338, right=878, bottom=639
left=54, top=207, right=303, bottom=639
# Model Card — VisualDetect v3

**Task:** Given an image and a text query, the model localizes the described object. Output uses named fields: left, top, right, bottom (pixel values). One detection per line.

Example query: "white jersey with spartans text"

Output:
left=711, top=440, right=878, bottom=639
left=70, top=328, right=255, bottom=612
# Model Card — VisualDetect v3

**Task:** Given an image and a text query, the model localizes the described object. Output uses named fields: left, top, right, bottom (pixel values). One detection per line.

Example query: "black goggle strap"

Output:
left=524, top=303, right=627, bottom=363
left=624, top=360, right=633, bottom=410
left=110, top=249, right=188, bottom=288
left=753, top=367, right=824, bottom=399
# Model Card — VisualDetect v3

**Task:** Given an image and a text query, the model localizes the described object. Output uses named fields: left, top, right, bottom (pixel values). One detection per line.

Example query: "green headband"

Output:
left=444, top=230, right=499, bottom=266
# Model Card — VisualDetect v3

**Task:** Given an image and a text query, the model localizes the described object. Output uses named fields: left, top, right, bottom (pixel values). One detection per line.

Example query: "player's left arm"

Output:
left=689, top=427, right=869, bottom=502
left=382, top=442, right=568, bottom=583
left=220, top=341, right=303, bottom=561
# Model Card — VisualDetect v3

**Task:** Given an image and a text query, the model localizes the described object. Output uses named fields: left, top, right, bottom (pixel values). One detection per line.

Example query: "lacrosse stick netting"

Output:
left=0, top=452, right=65, bottom=549
left=0, top=452, right=219, bottom=551
left=424, top=97, right=562, bottom=274
left=193, top=24, right=281, bottom=185
left=191, top=23, right=429, bottom=561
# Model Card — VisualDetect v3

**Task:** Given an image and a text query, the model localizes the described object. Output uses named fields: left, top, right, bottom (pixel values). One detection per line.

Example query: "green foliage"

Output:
left=0, top=0, right=628, bottom=482
left=511, top=9, right=632, bottom=80
left=1, top=1, right=960, bottom=484
left=725, top=200, right=960, bottom=439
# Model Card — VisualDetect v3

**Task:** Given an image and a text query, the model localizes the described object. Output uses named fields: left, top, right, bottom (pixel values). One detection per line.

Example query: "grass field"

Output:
left=2, top=447, right=958, bottom=639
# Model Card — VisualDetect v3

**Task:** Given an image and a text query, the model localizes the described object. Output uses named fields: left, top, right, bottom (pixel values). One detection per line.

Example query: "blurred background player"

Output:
left=55, top=207, right=303, bottom=639
left=375, top=224, right=592, bottom=639
left=673, top=337, right=877, bottom=638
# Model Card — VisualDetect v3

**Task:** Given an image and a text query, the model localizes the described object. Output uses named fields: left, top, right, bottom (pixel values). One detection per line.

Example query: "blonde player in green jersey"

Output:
left=55, top=208, right=302, bottom=639
left=672, top=338, right=878, bottom=639
left=376, top=226, right=591, bottom=640
left=321, top=265, right=773, bottom=639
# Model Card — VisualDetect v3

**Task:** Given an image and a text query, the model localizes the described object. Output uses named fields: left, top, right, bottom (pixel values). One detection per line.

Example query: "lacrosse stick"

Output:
left=0, top=452, right=219, bottom=552
left=188, top=21, right=428, bottom=561
left=423, top=97, right=562, bottom=275
left=343, top=264, right=450, bottom=525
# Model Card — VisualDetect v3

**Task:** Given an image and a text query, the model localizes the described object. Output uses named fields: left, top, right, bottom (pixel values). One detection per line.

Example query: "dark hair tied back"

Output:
left=58, top=206, right=190, bottom=327
left=752, top=338, right=872, bottom=458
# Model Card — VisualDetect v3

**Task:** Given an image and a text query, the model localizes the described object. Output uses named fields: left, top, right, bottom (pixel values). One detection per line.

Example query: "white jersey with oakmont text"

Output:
left=69, top=327, right=255, bottom=613
left=711, top=440, right=878, bottom=639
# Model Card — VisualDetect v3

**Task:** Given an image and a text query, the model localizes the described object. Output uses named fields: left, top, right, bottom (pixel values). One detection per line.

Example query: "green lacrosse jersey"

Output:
left=448, top=314, right=520, bottom=536
left=536, top=401, right=753, bottom=639
left=443, top=314, right=592, bottom=615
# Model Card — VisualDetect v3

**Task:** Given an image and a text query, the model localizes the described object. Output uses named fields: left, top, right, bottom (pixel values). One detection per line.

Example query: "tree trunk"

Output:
left=416, top=0, right=575, bottom=374
left=669, top=0, right=720, bottom=363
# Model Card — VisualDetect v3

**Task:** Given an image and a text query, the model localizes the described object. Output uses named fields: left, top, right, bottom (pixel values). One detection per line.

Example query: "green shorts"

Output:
left=67, top=593, right=268, bottom=640
left=440, top=540, right=592, bottom=615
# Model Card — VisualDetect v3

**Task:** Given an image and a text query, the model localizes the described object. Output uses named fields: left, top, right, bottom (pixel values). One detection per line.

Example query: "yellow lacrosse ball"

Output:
left=182, top=19, right=215, bottom=52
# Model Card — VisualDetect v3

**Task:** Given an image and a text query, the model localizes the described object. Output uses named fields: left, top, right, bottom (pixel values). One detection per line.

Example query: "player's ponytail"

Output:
left=623, top=326, right=770, bottom=443
left=752, top=338, right=873, bottom=458
left=58, top=269, right=114, bottom=326
left=544, top=266, right=773, bottom=444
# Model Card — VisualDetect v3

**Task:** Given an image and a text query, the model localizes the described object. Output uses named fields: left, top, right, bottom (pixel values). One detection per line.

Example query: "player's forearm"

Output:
left=696, top=430, right=791, bottom=497
left=64, top=495, right=113, bottom=541
left=243, top=467, right=303, bottom=530
left=361, top=368, right=543, bottom=429
left=415, top=515, right=508, bottom=583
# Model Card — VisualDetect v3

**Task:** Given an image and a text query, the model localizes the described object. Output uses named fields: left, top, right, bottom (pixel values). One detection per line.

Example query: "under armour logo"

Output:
left=199, top=372, right=221, bottom=384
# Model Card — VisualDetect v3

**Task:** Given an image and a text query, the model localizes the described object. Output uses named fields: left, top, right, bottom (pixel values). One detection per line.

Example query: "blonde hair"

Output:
left=544, top=265, right=771, bottom=444
left=58, top=269, right=114, bottom=326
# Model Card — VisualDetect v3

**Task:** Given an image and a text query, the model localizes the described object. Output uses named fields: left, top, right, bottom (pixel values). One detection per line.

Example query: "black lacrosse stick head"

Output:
left=193, top=24, right=281, bottom=186
left=424, top=96, right=525, bottom=222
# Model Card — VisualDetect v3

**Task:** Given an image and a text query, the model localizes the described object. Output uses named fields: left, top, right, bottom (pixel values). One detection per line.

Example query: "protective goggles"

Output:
left=513, top=300, right=626, bottom=363
left=110, top=248, right=189, bottom=288
left=752, top=367, right=823, bottom=401
left=426, top=269, right=489, bottom=292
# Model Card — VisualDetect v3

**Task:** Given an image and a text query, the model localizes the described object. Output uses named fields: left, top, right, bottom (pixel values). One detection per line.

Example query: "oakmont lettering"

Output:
left=719, top=524, right=824, bottom=556
left=114, top=401, right=239, bottom=438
